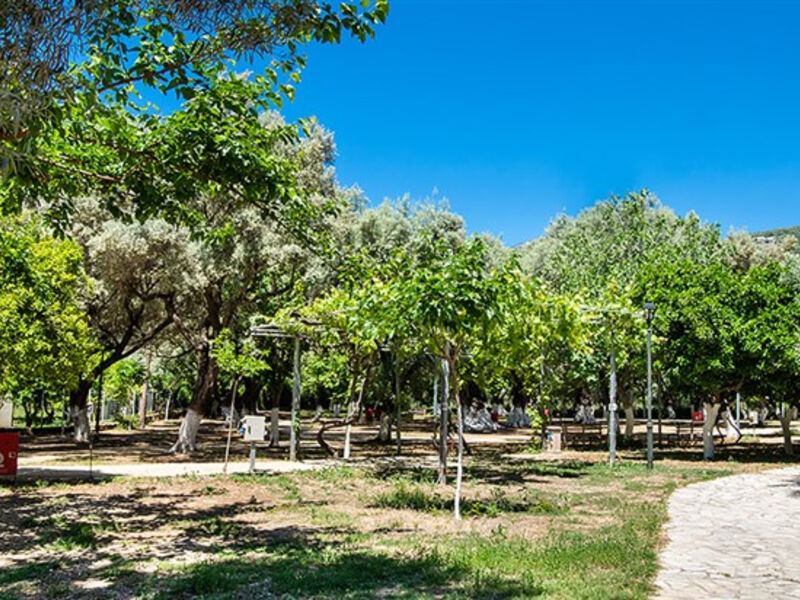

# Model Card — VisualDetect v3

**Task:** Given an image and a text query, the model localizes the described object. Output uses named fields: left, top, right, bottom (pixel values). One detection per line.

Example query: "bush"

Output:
left=114, top=414, right=139, bottom=430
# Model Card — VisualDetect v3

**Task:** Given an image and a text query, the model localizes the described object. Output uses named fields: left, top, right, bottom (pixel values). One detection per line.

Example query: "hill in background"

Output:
left=754, top=226, right=800, bottom=243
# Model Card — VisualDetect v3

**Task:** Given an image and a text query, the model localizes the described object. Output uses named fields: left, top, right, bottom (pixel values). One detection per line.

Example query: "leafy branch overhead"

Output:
left=0, top=0, right=389, bottom=229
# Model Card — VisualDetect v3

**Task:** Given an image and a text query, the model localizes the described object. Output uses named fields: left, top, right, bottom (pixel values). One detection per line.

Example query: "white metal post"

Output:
left=646, top=321, right=654, bottom=469
left=249, top=441, right=256, bottom=473
left=609, top=336, right=617, bottom=467
left=290, top=335, right=301, bottom=462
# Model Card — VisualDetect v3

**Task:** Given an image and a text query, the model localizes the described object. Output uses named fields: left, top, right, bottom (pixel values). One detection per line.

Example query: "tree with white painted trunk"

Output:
left=166, top=110, right=342, bottom=453
left=779, top=406, right=798, bottom=456
left=281, top=273, right=384, bottom=459
left=0, top=212, right=95, bottom=435
left=639, top=260, right=800, bottom=459
left=396, top=237, right=505, bottom=519
left=67, top=207, right=193, bottom=442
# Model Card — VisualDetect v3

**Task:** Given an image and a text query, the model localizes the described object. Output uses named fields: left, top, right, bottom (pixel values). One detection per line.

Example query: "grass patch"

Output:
left=152, top=544, right=543, bottom=599
left=371, top=482, right=569, bottom=517
left=189, top=516, right=241, bottom=539
left=0, top=562, right=58, bottom=586
left=31, top=515, right=120, bottom=550
left=3, top=455, right=748, bottom=599
left=231, top=472, right=303, bottom=501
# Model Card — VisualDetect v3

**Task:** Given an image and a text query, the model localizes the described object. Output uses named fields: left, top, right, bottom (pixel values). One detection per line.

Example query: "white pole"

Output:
left=609, top=336, right=617, bottom=467
left=646, top=321, right=654, bottom=470
left=290, top=335, right=301, bottom=462
left=438, top=355, right=449, bottom=485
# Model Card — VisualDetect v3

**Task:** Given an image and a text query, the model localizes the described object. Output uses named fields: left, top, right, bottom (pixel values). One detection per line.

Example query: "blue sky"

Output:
left=273, top=1, right=800, bottom=244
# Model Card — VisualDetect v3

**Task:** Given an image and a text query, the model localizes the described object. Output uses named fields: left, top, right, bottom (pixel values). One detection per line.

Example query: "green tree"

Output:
left=638, top=259, right=800, bottom=458
left=1, top=0, right=389, bottom=188
left=471, top=271, right=588, bottom=444
left=0, top=212, right=95, bottom=429
left=397, top=237, right=504, bottom=519
left=520, top=191, right=723, bottom=433
left=167, top=113, right=340, bottom=453
left=66, top=203, right=191, bottom=441
left=211, top=328, right=270, bottom=472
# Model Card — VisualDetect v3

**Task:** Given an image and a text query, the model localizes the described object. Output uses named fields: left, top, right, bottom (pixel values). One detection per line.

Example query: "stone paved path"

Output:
left=656, top=465, right=800, bottom=599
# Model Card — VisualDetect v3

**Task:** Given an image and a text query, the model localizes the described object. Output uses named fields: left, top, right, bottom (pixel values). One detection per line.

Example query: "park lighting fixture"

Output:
left=644, top=301, right=655, bottom=470
left=644, top=302, right=656, bottom=322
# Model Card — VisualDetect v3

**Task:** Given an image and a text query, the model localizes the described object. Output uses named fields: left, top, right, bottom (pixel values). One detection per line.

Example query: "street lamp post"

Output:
left=644, top=302, right=655, bottom=470
left=608, top=334, right=617, bottom=467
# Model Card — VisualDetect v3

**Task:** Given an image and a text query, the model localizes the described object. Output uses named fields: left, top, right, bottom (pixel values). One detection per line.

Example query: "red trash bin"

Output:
left=0, top=432, right=19, bottom=477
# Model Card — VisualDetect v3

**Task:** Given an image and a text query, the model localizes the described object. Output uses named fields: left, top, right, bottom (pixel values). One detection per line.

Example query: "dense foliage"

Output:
left=1, top=3, right=799, bottom=463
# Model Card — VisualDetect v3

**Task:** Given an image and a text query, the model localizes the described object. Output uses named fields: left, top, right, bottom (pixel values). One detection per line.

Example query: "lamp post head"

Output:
left=644, top=302, right=656, bottom=322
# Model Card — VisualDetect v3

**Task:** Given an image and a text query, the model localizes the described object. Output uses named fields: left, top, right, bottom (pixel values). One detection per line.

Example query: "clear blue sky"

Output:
left=274, top=1, right=800, bottom=244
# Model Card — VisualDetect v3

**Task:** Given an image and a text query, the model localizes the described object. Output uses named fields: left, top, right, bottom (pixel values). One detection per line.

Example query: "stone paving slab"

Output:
left=656, top=465, right=800, bottom=599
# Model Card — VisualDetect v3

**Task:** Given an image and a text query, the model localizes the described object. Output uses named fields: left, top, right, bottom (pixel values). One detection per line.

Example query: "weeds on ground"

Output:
left=371, top=482, right=569, bottom=517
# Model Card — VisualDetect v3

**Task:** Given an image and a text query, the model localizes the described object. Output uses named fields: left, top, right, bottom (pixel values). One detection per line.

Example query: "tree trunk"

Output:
left=69, top=379, right=93, bottom=443
left=138, top=354, right=151, bottom=429
left=537, top=403, right=548, bottom=449
left=170, top=346, right=217, bottom=453
left=394, top=364, right=402, bottom=456
left=23, top=398, right=35, bottom=433
left=269, top=385, right=281, bottom=447
left=378, top=412, right=393, bottom=442
left=702, top=400, right=721, bottom=460
left=451, top=356, right=464, bottom=521
left=43, top=390, right=55, bottom=423
left=623, top=390, right=635, bottom=439
left=438, top=357, right=449, bottom=485
left=241, top=377, right=260, bottom=415
left=94, top=369, right=104, bottom=436
left=344, top=368, right=371, bottom=460
left=779, top=407, right=797, bottom=456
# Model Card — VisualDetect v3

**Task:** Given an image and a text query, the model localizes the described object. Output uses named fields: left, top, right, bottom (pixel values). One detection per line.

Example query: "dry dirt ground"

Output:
left=14, top=412, right=797, bottom=467
left=2, top=417, right=797, bottom=599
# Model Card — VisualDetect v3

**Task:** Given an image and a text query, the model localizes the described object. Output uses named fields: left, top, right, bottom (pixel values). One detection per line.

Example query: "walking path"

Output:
left=656, top=465, right=800, bottom=599
left=14, top=459, right=331, bottom=482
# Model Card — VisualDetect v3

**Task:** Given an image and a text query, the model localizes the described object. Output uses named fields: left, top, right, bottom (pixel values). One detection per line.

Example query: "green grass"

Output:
left=149, top=507, right=661, bottom=600
left=370, top=482, right=569, bottom=517
left=22, top=514, right=122, bottom=550
left=0, top=562, right=58, bottom=587
left=190, top=516, right=241, bottom=539
left=1, top=459, right=742, bottom=600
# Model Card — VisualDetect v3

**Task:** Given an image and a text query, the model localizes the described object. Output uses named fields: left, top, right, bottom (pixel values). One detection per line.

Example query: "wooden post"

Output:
left=223, top=376, right=242, bottom=475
